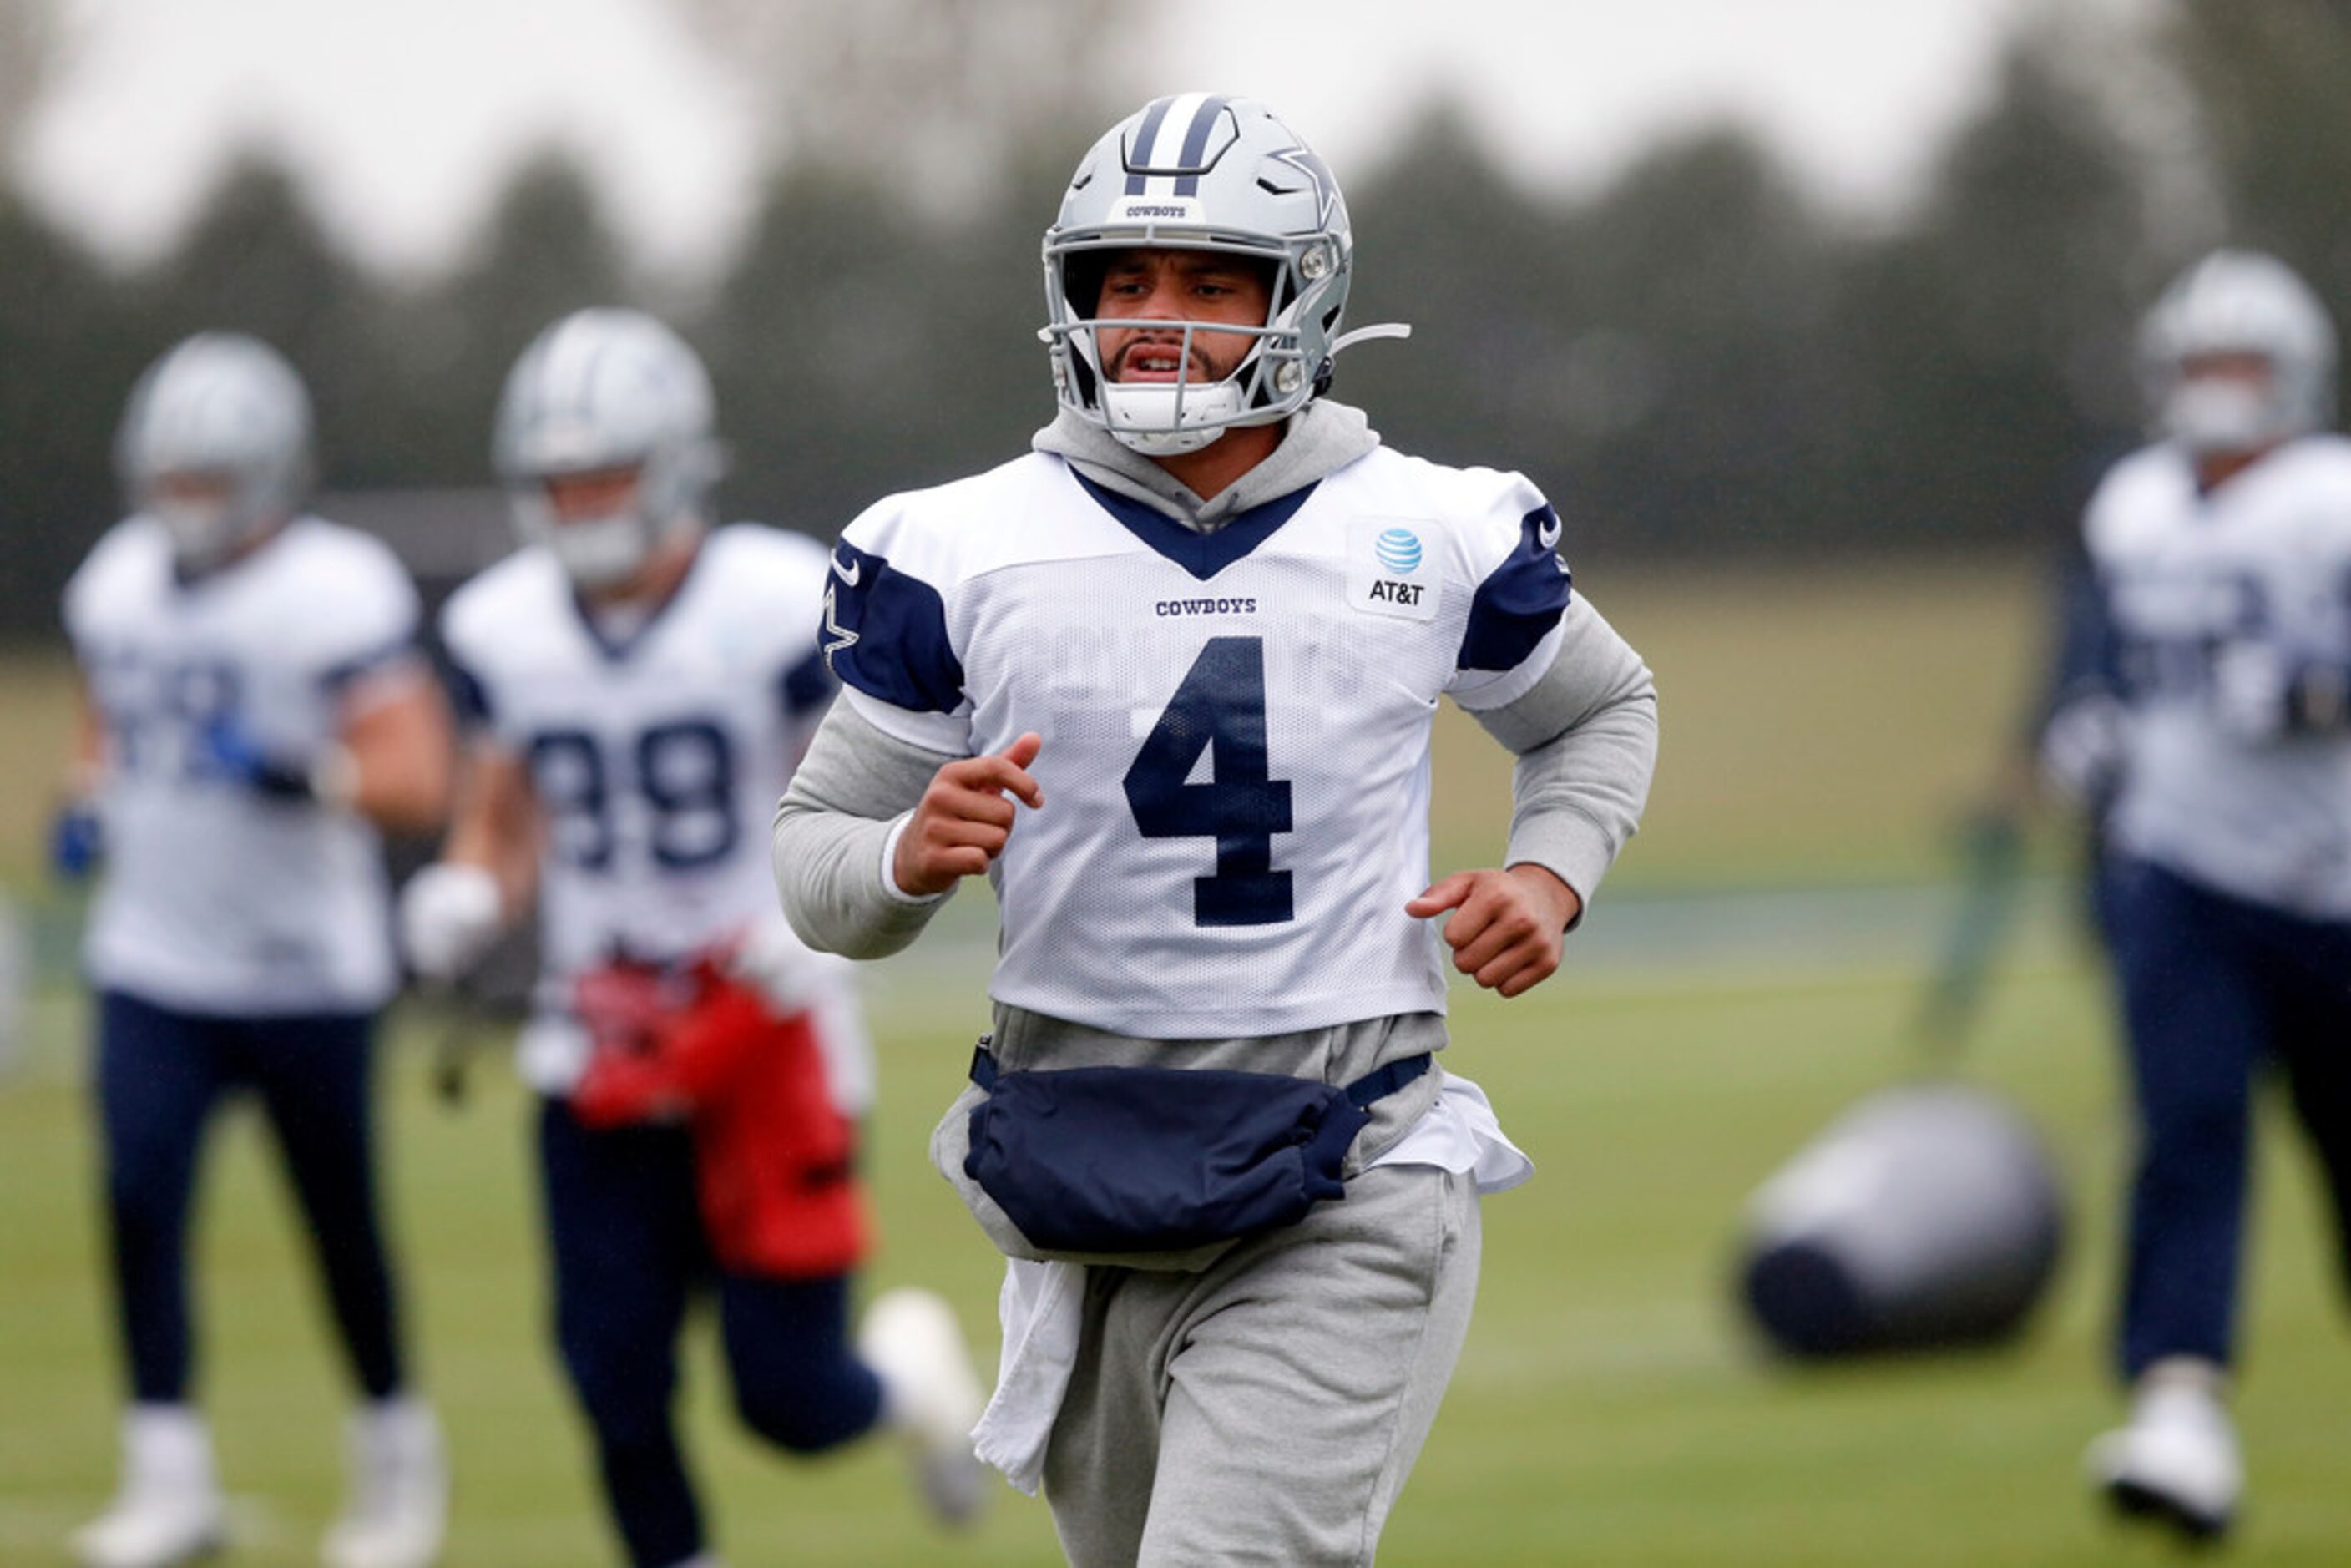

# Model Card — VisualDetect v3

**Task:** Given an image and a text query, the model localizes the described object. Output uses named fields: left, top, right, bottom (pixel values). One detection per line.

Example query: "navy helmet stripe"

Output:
left=1124, top=96, right=1178, bottom=196
left=569, top=332, right=617, bottom=424
left=1171, top=94, right=1230, bottom=196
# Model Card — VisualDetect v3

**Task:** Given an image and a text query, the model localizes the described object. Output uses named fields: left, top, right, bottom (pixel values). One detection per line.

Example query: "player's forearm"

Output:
left=1479, top=598, right=1658, bottom=912
left=439, top=748, right=539, bottom=918
left=1504, top=697, right=1655, bottom=913
left=341, top=678, right=454, bottom=834
left=771, top=698, right=960, bottom=959
left=66, top=688, right=104, bottom=791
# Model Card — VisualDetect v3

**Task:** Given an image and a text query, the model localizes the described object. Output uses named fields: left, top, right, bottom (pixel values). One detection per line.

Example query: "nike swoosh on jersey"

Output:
left=832, top=553, right=862, bottom=587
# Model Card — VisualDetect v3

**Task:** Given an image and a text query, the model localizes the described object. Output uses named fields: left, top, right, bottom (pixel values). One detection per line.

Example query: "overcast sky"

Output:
left=14, top=0, right=2146, bottom=282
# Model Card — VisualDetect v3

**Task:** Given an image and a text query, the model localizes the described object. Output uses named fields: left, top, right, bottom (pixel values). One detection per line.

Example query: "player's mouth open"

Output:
left=1118, top=344, right=1200, bottom=382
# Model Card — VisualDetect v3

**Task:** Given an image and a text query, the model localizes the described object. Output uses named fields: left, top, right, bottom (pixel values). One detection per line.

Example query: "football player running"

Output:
left=2074, top=250, right=2351, bottom=1544
left=58, top=335, right=454, bottom=1568
left=774, top=95, right=1657, bottom=1563
left=397, top=308, right=988, bottom=1568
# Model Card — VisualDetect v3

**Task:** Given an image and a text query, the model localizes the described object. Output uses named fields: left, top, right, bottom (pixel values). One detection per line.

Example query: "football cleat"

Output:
left=321, top=1397, right=448, bottom=1568
left=73, top=1408, right=228, bottom=1568
left=70, top=1495, right=226, bottom=1568
left=2087, top=1366, right=2242, bottom=1543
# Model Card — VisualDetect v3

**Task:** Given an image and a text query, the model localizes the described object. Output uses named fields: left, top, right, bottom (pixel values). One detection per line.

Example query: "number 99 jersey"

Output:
left=441, top=524, right=851, bottom=1075
left=825, top=447, right=1575, bottom=1039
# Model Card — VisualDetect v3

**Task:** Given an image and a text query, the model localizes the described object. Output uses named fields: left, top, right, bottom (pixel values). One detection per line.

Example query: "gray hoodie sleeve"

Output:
left=771, top=697, right=963, bottom=959
left=1467, top=594, right=1658, bottom=911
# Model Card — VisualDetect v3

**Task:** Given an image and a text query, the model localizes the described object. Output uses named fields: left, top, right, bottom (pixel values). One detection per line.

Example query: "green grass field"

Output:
left=8, top=958, right=2350, bottom=1565
left=4, top=559, right=2348, bottom=1565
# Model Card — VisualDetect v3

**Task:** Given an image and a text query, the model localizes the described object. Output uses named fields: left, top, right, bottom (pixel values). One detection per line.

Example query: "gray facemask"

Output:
left=2161, top=377, right=2278, bottom=458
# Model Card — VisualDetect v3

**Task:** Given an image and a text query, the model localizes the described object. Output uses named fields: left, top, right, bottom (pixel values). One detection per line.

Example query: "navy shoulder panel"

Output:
left=822, top=541, right=966, bottom=714
left=1457, top=504, right=1574, bottom=673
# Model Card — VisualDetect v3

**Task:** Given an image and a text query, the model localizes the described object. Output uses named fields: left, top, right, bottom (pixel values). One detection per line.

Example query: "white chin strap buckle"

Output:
left=1101, top=381, right=1246, bottom=455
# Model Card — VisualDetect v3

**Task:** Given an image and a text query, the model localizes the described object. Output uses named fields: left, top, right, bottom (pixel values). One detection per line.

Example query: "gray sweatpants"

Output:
left=1041, top=1163, right=1483, bottom=1566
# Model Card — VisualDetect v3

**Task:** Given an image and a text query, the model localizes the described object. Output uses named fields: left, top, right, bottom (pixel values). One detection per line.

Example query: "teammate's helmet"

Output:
left=1043, top=94, right=1398, bottom=456
left=493, top=308, right=723, bottom=589
left=2138, top=249, right=2338, bottom=457
left=114, top=333, right=314, bottom=572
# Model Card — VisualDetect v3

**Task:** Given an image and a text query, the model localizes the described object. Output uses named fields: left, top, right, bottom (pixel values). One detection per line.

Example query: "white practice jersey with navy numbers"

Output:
left=2087, top=433, right=2351, bottom=916
left=442, top=524, right=857, bottom=1090
left=63, top=515, right=419, bottom=1015
left=826, top=447, right=1575, bottom=1039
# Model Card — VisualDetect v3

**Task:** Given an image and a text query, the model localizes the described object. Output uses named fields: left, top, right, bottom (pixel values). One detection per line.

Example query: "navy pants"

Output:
left=94, top=989, right=407, bottom=1405
left=537, top=1099, right=883, bottom=1568
left=2104, top=857, right=2351, bottom=1379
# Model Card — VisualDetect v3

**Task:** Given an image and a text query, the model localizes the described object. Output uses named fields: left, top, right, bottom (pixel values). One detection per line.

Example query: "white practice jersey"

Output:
left=2086, top=434, right=2351, bottom=916
left=826, top=448, right=1575, bottom=1039
left=63, top=515, right=419, bottom=1015
left=442, top=524, right=861, bottom=1092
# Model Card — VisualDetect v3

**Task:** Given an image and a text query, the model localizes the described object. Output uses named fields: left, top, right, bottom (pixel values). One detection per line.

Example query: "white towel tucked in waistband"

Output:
left=970, top=1255, right=1084, bottom=1495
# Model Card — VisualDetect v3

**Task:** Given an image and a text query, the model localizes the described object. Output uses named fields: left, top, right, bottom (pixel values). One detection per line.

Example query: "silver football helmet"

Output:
left=114, top=333, right=314, bottom=571
left=493, top=308, right=723, bottom=589
left=2138, top=249, right=2338, bottom=457
left=1041, top=93, right=1407, bottom=455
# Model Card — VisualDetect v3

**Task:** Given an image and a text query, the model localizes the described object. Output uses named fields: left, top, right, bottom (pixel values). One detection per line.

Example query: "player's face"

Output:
left=1095, top=249, right=1273, bottom=387
left=151, top=470, right=240, bottom=508
left=543, top=466, right=644, bottom=524
left=144, top=469, right=244, bottom=559
left=2179, top=350, right=2273, bottom=393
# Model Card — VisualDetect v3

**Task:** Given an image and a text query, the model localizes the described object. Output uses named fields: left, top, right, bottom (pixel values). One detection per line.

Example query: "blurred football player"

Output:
left=396, top=308, right=988, bottom=1568
left=58, top=333, right=454, bottom=1568
left=773, top=95, right=1656, bottom=1562
left=2074, top=250, right=2351, bottom=1542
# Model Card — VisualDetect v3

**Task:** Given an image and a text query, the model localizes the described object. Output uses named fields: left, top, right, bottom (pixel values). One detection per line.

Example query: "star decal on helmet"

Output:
left=1267, top=142, right=1341, bottom=231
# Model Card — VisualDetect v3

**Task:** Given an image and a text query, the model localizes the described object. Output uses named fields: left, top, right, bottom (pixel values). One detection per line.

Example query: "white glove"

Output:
left=399, top=862, right=504, bottom=984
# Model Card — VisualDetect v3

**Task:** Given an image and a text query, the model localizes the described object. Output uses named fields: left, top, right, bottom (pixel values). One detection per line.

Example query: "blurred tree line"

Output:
left=1, top=0, right=2345, bottom=641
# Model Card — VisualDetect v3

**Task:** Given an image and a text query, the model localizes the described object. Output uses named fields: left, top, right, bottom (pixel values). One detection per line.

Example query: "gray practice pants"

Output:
left=1042, top=1163, right=1483, bottom=1566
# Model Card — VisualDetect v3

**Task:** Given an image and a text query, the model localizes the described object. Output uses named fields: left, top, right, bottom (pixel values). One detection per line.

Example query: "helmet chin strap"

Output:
left=1330, top=321, right=1412, bottom=354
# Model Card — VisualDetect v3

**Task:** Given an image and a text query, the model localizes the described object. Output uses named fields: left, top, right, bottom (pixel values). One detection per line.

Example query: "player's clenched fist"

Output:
left=1406, top=864, right=1582, bottom=999
left=892, top=732, right=1045, bottom=897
